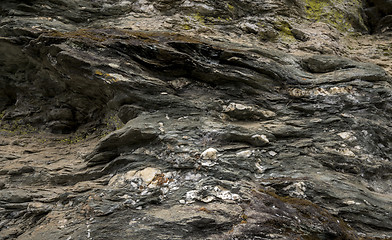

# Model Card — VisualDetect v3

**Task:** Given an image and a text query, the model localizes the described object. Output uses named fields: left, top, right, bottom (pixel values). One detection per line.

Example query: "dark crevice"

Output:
left=364, top=0, right=392, bottom=34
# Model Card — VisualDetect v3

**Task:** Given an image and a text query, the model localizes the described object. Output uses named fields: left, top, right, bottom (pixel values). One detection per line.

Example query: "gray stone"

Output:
left=117, top=105, right=143, bottom=124
left=1, top=1, right=392, bottom=240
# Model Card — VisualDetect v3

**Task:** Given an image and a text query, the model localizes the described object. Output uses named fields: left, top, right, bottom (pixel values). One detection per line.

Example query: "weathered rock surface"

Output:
left=1, top=0, right=392, bottom=240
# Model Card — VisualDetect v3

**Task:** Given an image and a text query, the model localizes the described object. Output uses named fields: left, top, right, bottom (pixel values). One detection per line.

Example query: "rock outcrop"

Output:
left=1, top=0, right=392, bottom=239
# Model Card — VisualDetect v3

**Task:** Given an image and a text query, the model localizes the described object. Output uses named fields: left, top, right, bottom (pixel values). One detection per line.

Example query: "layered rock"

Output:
left=1, top=0, right=392, bottom=240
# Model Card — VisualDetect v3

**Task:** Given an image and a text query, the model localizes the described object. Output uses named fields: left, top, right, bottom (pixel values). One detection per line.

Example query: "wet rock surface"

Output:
left=1, top=0, right=392, bottom=239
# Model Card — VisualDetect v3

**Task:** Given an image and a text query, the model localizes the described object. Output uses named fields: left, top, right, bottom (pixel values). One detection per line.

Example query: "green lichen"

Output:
left=275, top=20, right=296, bottom=42
left=227, top=3, right=235, bottom=12
left=329, top=8, right=353, bottom=32
left=190, top=13, right=233, bottom=27
left=0, top=118, right=37, bottom=136
left=182, top=24, right=192, bottom=30
left=102, top=114, right=124, bottom=136
left=97, top=114, right=124, bottom=139
left=205, top=16, right=232, bottom=24
left=55, top=134, right=86, bottom=144
left=304, top=0, right=356, bottom=32
left=305, top=0, right=327, bottom=21
left=193, top=13, right=206, bottom=26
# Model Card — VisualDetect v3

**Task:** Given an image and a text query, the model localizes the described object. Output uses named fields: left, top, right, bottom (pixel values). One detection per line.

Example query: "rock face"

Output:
left=365, top=0, right=392, bottom=33
left=1, top=0, right=392, bottom=240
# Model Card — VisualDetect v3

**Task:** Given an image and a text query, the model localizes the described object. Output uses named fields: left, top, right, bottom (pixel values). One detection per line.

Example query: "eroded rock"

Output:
left=1, top=1, right=392, bottom=240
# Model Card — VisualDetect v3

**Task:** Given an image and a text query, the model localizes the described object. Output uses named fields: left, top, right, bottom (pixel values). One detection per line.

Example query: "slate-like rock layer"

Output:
left=1, top=0, right=392, bottom=240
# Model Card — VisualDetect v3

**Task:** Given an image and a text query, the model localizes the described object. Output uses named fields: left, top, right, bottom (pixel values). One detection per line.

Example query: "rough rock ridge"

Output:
left=1, top=0, right=392, bottom=240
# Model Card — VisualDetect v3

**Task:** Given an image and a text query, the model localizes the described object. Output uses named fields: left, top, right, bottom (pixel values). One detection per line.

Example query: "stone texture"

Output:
left=1, top=1, right=392, bottom=240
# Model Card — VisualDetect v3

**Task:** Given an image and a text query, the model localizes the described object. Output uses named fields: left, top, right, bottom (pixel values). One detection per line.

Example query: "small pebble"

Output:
left=236, top=150, right=252, bottom=158
left=268, top=151, right=277, bottom=157
left=201, top=148, right=218, bottom=160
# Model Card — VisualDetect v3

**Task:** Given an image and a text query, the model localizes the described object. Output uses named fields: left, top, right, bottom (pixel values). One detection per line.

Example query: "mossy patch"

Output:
left=0, top=118, right=38, bottom=136
left=328, top=8, right=354, bottom=32
left=227, top=3, right=235, bottom=12
left=305, top=0, right=328, bottom=21
left=182, top=24, right=192, bottom=30
left=275, top=20, right=296, bottom=42
left=304, top=0, right=356, bottom=32
left=0, top=112, right=37, bottom=136
left=193, top=12, right=206, bottom=26
left=191, top=12, right=232, bottom=27
left=205, top=16, right=232, bottom=24
left=55, top=133, right=87, bottom=144
left=100, top=113, right=124, bottom=138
